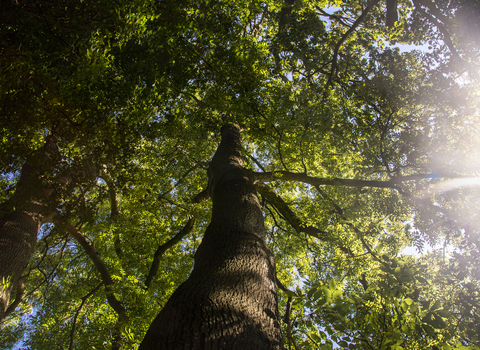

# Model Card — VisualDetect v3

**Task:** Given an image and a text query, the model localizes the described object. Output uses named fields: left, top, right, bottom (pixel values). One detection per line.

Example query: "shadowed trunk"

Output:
left=386, top=0, right=398, bottom=27
left=0, top=155, right=53, bottom=322
left=0, top=138, right=88, bottom=322
left=140, top=124, right=283, bottom=349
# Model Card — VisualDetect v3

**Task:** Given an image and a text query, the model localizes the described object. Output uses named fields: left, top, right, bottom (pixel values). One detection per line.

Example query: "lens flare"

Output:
left=430, top=177, right=480, bottom=192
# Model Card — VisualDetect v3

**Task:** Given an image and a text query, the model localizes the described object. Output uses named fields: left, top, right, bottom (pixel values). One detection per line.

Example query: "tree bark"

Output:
left=0, top=156, right=52, bottom=322
left=386, top=0, right=398, bottom=28
left=140, top=124, right=283, bottom=349
left=0, top=137, right=92, bottom=322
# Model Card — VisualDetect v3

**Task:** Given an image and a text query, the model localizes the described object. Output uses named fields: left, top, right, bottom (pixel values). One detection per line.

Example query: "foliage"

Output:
left=1, top=0, right=479, bottom=349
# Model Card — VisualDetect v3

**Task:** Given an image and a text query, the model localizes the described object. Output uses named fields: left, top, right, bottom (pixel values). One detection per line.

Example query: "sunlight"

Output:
left=430, top=177, right=480, bottom=193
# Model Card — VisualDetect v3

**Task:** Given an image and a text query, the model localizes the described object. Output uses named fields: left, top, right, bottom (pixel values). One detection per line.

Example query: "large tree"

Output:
left=140, top=124, right=283, bottom=349
left=1, top=0, right=479, bottom=349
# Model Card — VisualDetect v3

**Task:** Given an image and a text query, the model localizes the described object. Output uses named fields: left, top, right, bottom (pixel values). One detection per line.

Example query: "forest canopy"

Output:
left=1, top=0, right=479, bottom=349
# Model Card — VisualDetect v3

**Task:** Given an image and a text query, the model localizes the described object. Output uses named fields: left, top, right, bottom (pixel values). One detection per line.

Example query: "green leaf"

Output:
left=422, top=324, right=436, bottom=337
left=430, top=314, right=447, bottom=329
left=435, top=309, right=450, bottom=318
left=430, top=300, right=442, bottom=311
left=329, top=279, right=337, bottom=291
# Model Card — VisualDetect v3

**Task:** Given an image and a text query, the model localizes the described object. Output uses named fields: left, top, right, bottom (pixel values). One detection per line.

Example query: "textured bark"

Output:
left=0, top=210, right=40, bottom=322
left=140, top=124, right=283, bottom=349
left=0, top=156, right=52, bottom=322
left=386, top=0, right=398, bottom=28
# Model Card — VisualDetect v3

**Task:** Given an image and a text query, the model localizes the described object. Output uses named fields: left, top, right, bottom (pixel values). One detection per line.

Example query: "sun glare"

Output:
left=431, top=177, right=480, bottom=193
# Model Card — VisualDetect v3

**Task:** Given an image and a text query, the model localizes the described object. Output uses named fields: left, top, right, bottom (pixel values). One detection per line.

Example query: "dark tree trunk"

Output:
left=386, top=0, right=398, bottom=28
left=140, top=124, right=283, bottom=349
left=0, top=160, right=50, bottom=322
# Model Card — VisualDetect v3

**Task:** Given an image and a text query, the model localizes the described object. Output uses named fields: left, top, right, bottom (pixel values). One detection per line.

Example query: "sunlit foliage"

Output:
left=1, top=0, right=479, bottom=349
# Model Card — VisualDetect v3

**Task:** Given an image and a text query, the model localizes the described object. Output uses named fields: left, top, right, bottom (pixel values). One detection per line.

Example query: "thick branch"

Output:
left=256, top=184, right=326, bottom=239
left=100, top=166, right=123, bottom=260
left=145, top=217, right=195, bottom=289
left=326, top=0, right=382, bottom=89
left=386, top=0, right=398, bottom=28
left=193, top=188, right=210, bottom=202
left=62, top=223, right=127, bottom=320
left=257, top=183, right=351, bottom=255
left=276, top=277, right=296, bottom=296
left=4, top=279, right=25, bottom=318
left=254, top=170, right=431, bottom=188
left=144, top=186, right=210, bottom=289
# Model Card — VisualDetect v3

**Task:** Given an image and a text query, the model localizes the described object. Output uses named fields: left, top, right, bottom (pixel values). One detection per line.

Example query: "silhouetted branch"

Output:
left=326, top=0, right=382, bottom=91
left=4, top=279, right=25, bottom=318
left=69, top=282, right=103, bottom=350
left=254, top=170, right=430, bottom=188
left=62, top=222, right=128, bottom=320
left=99, top=165, right=123, bottom=260
left=145, top=217, right=195, bottom=289
left=256, top=183, right=352, bottom=255
left=386, top=0, right=398, bottom=28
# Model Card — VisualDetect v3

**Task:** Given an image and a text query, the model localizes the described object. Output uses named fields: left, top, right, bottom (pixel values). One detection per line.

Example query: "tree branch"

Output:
left=276, top=276, right=296, bottom=295
left=315, top=6, right=351, bottom=27
left=386, top=0, right=398, bottom=28
left=326, top=0, right=382, bottom=91
left=253, top=170, right=432, bottom=188
left=256, top=183, right=352, bottom=255
left=145, top=217, right=195, bottom=289
left=4, top=279, right=25, bottom=318
left=99, top=165, right=123, bottom=260
left=314, top=186, right=382, bottom=262
left=69, top=282, right=103, bottom=350
left=413, top=0, right=479, bottom=80
left=61, top=222, right=128, bottom=320
left=256, top=183, right=326, bottom=239
left=413, top=0, right=460, bottom=61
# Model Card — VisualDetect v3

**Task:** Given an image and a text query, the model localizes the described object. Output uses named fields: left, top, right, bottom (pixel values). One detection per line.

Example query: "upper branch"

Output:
left=325, top=0, right=382, bottom=91
left=256, top=183, right=351, bottom=255
left=62, top=222, right=128, bottom=320
left=144, top=217, right=195, bottom=289
left=253, top=170, right=432, bottom=189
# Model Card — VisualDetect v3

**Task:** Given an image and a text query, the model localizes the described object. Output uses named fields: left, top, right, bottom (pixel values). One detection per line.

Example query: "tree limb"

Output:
left=256, top=183, right=326, bottom=239
left=256, top=183, right=352, bottom=255
left=69, top=282, right=103, bottom=350
left=314, top=186, right=382, bottom=262
left=4, top=279, right=25, bottom=318
left=145, top=217, right=195, bottom=289
left=413, top=0, right=479, bottom=80
left=99, top=165, right=123, bottom=260
left=276, top=276, right=296, bottom=295
left=413, top=0, right=460, bottom=61
left=61, top=222, right=128, bottom=320
left=326, top=0, right=382, bottom=91
left=386, top=0, right=398, bottom=28
left=315, top=6, right=350, bottom=27
left=253, top=170, right=433, bottom=188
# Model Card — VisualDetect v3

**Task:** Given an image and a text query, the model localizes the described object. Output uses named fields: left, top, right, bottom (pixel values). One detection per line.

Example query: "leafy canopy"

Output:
left=1, top=0, right=479, bottom=349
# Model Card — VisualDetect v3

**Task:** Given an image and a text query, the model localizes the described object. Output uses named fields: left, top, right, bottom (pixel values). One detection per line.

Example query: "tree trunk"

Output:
left=0, top=160, right=50, bottom=322
left=140, top=124, right=283, bottom=349
left=386, top=0, right=398, bottom=28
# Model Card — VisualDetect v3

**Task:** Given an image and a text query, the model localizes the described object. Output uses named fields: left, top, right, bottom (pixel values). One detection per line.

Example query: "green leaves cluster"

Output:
left=1, top=0, right=479, bottom=349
